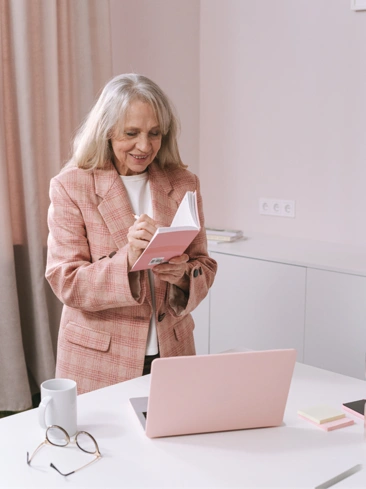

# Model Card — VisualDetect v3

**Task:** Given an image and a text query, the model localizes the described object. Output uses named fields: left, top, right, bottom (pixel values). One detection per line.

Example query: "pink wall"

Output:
left=200, top=0, right=366, bottom=245
left=109, top=0, right=200, bottom=174
left=110, top=0, right=366, bottom=246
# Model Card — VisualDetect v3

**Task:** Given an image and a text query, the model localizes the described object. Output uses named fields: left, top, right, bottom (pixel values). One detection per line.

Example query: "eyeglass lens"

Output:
left=46, top=426, right=69, bottom=446
left=75, top=431, right=99, bottom=454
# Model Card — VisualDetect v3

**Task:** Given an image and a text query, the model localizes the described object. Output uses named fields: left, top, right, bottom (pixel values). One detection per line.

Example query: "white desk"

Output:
left=1, top=362, right=366, bottom=489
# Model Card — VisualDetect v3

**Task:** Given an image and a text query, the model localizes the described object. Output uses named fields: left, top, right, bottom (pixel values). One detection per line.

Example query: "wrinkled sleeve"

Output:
left=45, top=177, right=146, bottom=312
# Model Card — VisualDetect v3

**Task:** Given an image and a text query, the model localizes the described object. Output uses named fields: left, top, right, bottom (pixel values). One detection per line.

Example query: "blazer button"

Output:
left=193, top=269, right=199, bottom=278
left=109, top=251, right=117, bottom=258
left=158, top=313, right=166, bottom=322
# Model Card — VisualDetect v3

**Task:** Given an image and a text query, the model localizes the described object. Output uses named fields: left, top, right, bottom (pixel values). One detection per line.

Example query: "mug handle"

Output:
left=38, top=396, right=52, bottom=429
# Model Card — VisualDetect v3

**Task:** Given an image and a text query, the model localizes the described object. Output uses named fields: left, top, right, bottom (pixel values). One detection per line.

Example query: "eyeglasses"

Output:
left=26, top=425, right=101, bottom=476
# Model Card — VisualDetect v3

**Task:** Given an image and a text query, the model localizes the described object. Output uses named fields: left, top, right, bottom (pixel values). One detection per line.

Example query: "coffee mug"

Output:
left=38, top=378, right=77, bottom=436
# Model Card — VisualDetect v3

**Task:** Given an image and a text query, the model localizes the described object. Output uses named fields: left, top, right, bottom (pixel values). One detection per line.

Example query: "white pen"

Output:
left=315, top=464, right=363, bottom=489
left=133, top=214, right=140, bottom=220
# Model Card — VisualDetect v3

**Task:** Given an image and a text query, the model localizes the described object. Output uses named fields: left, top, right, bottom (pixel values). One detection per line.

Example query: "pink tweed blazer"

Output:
left=46, top=161, right=217, bottom=394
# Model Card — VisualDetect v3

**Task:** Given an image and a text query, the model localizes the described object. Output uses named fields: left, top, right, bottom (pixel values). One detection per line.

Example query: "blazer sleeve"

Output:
left=45, top=177, right=147, bottom=312
left=167, top=174, right=217, bottom=317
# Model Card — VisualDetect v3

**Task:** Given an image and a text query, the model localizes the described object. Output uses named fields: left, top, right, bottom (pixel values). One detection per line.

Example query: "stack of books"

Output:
left=205, top=227, right=244, bottom=243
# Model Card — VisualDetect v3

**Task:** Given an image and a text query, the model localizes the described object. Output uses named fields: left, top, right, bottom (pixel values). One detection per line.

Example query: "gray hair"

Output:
left=64, top=74, right=185, bottom=170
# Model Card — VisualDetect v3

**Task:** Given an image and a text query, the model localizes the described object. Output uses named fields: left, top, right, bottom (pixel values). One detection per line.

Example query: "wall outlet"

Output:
left=259, top=198, right=296, bottom=218
left=281, top=200, right=296, bottom=218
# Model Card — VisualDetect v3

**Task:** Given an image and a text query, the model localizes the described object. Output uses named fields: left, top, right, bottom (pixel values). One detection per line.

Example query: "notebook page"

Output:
left=171, top=191, right=199, bottom=229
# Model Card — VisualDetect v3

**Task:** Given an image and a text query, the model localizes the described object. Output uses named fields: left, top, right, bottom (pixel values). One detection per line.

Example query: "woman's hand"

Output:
left=152, top=254, right=190, bottom=292
left=127, top=214, right=157, bottom=270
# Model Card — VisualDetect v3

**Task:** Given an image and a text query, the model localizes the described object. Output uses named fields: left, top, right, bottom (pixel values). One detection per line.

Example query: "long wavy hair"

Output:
left=64, top=73, right=186, bottom=171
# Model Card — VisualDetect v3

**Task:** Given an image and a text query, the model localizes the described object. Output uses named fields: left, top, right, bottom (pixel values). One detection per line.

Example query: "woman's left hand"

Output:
left=152, top=254, right=190, bottom=292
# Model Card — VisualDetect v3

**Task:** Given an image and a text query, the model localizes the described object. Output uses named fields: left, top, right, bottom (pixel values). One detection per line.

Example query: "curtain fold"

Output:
left=0, top=0, right=112, bottom=411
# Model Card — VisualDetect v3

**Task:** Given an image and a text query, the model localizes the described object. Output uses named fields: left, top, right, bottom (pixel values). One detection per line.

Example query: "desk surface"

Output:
left=1, top=362, right=366, bottom=489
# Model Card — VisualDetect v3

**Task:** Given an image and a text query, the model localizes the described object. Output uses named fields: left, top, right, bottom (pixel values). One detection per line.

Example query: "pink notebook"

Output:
left=130, top=228, right=199, bottom=271
left=130, top=349, right=297, bottom=438
left=131, top=191, right=200, bottom=271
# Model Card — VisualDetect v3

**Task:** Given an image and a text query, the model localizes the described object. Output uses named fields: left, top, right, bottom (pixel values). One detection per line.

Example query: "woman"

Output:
left=46, top=74, right=217, bottom=394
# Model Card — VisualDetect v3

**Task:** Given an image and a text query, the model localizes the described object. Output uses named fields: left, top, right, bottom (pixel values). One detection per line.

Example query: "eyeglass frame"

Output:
left=26, top=424, right=102, bottom=476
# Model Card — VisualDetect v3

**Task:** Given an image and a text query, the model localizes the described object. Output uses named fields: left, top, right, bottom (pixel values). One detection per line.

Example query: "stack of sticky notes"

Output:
left=297, top=405, right=354, bottom=431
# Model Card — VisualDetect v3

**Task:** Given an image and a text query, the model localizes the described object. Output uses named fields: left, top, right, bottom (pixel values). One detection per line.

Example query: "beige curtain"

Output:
left=0, top=0, right=112, bottom=411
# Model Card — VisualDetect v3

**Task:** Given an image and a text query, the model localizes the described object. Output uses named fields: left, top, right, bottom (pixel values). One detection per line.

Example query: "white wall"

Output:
left=110, top=0, right=366, bottom=247
left=200, top=0, right=366, bottom=246
left=109, top=0, right=200, bottom=174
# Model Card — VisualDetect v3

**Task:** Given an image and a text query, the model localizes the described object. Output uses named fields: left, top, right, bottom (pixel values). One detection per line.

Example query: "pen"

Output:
left=133, top=214, right=140, bottom=220
left=314, top=464, right=363, bottom=489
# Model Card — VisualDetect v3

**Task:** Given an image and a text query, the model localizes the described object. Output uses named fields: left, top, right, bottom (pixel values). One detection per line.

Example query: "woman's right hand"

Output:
left=127, top=214, right=157, bottom=270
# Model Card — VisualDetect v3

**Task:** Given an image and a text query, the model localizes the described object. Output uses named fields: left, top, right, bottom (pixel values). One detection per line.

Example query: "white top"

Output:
left=1, top=361, right=366, bottom=488
left=120, top=173, right=158, bottom=355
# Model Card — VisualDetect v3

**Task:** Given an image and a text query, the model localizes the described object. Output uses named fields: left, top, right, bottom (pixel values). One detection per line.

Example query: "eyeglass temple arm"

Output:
left=50, top=452, right=101, bottom=477
left=50, top=462, right=75, bottom=477
left=27, top=440, right=47, bottom=465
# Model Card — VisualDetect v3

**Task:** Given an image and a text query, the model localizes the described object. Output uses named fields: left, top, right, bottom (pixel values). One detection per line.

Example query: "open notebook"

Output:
left=131, top=191, right=200, bottom=271
left=129, top=349, right=297, bottom=438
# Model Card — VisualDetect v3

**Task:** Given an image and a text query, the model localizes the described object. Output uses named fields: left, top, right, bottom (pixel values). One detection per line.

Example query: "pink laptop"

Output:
left=129, top=349, right=297, bottom=438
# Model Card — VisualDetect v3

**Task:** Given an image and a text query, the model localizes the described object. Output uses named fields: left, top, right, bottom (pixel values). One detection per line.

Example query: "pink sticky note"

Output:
left=298, top=414, right=354, bottom=431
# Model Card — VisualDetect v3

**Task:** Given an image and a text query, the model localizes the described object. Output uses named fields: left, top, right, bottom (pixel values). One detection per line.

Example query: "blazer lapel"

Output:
left=148, top=163, right=187, bottom=312
left=95, top=161, right=135, bottom=249
left=148, top=162, right=179, bottom=225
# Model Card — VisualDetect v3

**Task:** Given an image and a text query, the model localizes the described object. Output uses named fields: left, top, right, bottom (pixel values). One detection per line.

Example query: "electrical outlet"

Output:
left=281, top=200, right=296, bottom=218
left=259, top=198, right=296, bottom=218
left=272, top=200, right=282, bottom=216
left=259, top=198, right=272, bottom=216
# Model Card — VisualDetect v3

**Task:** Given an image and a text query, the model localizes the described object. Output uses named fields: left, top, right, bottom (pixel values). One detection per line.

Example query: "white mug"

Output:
left=38, top=378, right=77, bottom=436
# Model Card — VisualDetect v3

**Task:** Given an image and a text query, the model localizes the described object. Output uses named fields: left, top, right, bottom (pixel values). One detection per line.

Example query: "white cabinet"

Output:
left=304, top=268, right=366, bottom=380
left=190, top=237, right=366, bottom=379
left=209, top=252, right=306, bottom=361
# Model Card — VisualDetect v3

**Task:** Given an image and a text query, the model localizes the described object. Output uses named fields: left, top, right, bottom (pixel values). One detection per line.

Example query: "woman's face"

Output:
left=111, top=100, right=162, bottom=176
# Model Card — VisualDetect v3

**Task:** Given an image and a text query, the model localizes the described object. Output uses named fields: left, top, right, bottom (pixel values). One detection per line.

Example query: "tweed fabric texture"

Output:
left=46, top=161, right=217, bottom=393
